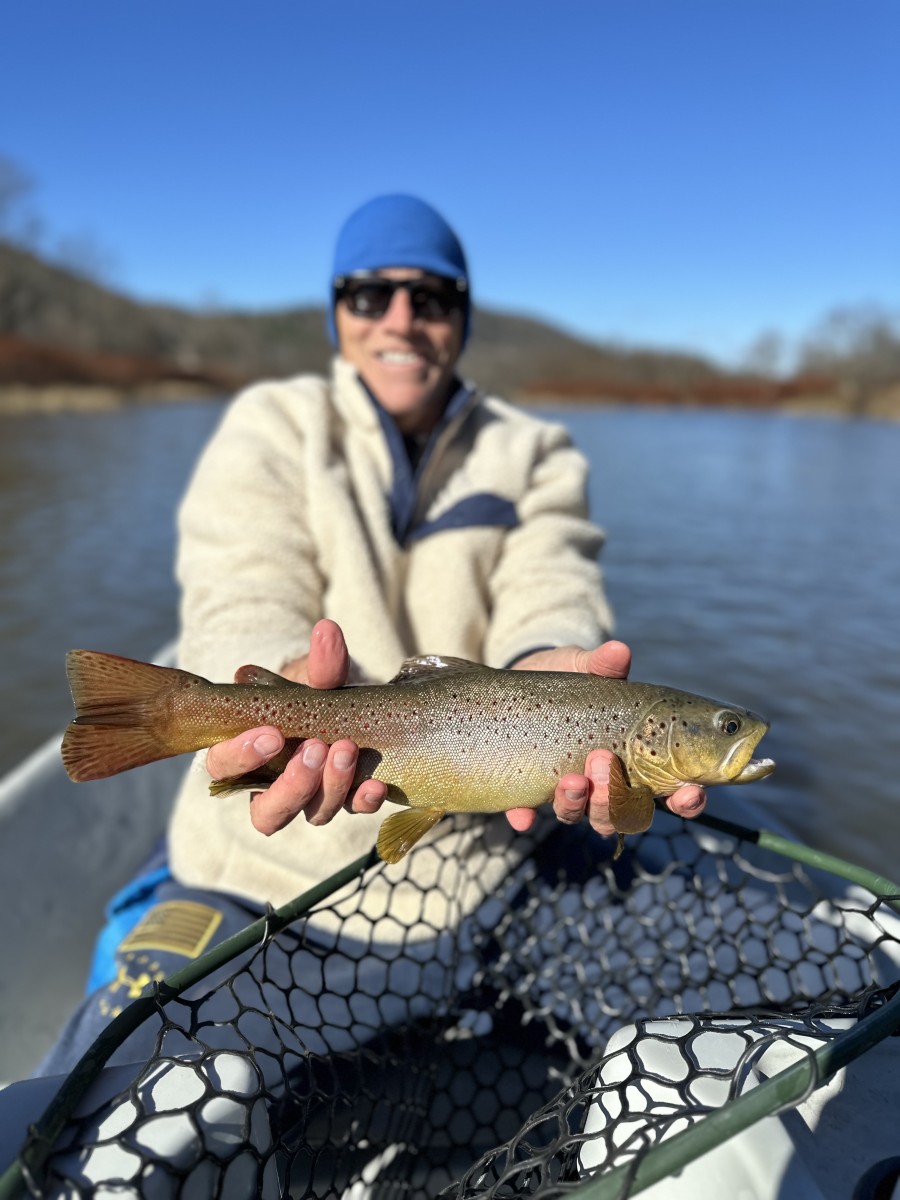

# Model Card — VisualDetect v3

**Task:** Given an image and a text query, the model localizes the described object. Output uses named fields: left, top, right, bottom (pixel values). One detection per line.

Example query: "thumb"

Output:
left=583, top=640, right=631, bottom=679
left=307, top=619, right=351, bottom=689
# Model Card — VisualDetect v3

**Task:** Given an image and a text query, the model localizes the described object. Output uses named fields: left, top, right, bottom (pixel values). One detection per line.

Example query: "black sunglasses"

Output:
left=334, top=274, right=468, bottom=321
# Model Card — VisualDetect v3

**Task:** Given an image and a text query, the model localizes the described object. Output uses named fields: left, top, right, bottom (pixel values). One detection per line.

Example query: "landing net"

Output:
left=5, top=808, right=900, bottom=1198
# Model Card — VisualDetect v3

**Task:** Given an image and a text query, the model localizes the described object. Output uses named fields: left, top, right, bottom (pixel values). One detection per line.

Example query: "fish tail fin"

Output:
left=376, top=808, right=446, bottom=864
left=62, top=650, right=208, bottom=782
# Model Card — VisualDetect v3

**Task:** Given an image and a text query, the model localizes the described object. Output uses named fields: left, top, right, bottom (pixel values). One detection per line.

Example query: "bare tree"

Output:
left=800, top=305, right=900, bottom=392
left=742, top=329, right=789, bottom=379
left=1, top=152, right=120, bottom=284
left=53, top=230, right=118, bottom=285
left=0, top=154, right=44, bottom=248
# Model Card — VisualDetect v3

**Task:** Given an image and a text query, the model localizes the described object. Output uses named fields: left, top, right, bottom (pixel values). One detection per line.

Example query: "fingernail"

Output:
left=302, top=742, right=326, bottom=769
left=564, top=788, right=587, bottom=803
left=333, top=749, right=354, bottom=771
left=253, top=734, right=281, bottom=757
left=590, top=761, right=610, bottom=786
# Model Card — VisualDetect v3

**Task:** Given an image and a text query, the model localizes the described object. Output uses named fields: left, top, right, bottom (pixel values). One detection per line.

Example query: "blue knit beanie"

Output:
left=327, top=194, right=470, bottom=345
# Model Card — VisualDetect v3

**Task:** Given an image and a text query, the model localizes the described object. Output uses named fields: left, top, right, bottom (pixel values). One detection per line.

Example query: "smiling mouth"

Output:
left=377, top=351, right=424, bottom=365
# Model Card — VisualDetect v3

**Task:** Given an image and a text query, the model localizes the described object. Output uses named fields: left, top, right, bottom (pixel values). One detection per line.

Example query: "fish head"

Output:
left=626, top=693, right=775, bottom=795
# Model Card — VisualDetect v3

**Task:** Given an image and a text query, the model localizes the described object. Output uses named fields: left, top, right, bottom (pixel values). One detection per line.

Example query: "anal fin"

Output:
left=376, top=808, right=445, bottom=864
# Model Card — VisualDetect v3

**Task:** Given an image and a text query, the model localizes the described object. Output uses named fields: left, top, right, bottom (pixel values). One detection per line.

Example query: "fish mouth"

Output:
left=733, top=755, right=776, bottom=782
left=718, top=726, right=775, bottom=784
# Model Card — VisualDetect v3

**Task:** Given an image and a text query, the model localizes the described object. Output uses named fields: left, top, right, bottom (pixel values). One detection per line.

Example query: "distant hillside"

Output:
left=0, top=240, right=330, bottom=386
left=3, top=238, right=897, bottom=418
left=0, top=239, right=720, bottom=399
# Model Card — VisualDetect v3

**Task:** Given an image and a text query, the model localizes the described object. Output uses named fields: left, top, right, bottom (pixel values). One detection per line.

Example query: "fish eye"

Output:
left=718, top=712, right=742, bottom=736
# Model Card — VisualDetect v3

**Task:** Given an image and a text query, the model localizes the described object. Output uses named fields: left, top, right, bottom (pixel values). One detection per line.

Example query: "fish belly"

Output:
left=360, top=715, right=590, bottom=814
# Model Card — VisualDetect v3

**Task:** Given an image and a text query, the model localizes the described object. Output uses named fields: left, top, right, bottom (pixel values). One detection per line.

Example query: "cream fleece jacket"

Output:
left=167, top=357, right=612, bottom=914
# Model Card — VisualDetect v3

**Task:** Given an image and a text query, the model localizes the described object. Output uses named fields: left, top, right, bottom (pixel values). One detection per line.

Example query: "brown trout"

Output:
left=61, top=650, right=775, bottom=862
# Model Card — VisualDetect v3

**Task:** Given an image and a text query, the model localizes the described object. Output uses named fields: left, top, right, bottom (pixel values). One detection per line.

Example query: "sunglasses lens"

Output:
left=344, top=281, right=393, bottom=318
left=408, top=284, right=457, bottom=319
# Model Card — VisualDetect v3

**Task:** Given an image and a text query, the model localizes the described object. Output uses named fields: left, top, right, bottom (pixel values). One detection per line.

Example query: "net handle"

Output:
left=693, top=811, right=900, bottom=914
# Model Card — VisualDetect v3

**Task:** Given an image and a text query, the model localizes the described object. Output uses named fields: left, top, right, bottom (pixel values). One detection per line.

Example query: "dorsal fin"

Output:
left=234, top=664, right=296, bottom=687
left=387, top=655, right=490, bottom=684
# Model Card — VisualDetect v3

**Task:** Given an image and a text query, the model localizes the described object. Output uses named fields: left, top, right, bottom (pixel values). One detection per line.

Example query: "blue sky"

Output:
left=2, top=0, right=898, bottom=366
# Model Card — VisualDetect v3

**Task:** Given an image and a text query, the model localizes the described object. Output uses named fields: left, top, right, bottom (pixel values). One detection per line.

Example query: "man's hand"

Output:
left=506, top=641, right=706, bottom=838
left=204, top=619, right=388, bottom=834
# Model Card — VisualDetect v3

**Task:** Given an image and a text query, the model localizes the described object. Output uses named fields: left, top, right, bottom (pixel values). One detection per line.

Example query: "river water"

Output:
left=1, top=400, right=899, bottom=879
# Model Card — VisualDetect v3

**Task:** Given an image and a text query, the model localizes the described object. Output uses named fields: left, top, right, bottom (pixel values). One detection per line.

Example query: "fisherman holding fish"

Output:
left=166, top=193, right=709, bottom=898
left=42, top=195, right=747, bottom=1075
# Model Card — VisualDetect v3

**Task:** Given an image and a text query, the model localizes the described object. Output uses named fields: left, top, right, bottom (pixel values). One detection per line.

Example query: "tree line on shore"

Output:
left=1, top=147, right=898, bottom=419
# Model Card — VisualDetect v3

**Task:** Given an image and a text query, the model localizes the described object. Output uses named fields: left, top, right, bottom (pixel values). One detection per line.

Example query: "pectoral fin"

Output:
left=607, top=754, right=655, bottom=860
left=377, top=808, right=445, bottom=863
left=209, top=770, right=277, bottom=797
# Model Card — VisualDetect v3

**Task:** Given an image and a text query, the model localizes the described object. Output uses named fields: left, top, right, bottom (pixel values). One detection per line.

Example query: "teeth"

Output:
left=380, top=352, right=420, bottom=364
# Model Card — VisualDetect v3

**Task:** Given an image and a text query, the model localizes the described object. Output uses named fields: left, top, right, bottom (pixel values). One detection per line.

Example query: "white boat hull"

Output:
left=0, top=645, right=183, bottom=1083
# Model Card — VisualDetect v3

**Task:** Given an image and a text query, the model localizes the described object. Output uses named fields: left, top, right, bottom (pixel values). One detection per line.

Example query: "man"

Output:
left=169, top=193, right=705, bottom=907
left=37, top=194, right=704, bottom=1075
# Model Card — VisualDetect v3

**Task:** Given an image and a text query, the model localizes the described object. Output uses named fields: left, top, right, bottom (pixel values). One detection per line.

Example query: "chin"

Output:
left=380, top=386, right=436, bottom=416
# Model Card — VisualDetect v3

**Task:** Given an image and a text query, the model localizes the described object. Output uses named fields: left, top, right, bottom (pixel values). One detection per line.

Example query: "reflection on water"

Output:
left=1, top=401, right=899, bottom=878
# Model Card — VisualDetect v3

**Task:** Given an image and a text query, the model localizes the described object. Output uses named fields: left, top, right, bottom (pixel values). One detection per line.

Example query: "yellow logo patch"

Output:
left=99, top=955, right=166, bottom=1018
left=118, top=900, right=223, bottom=959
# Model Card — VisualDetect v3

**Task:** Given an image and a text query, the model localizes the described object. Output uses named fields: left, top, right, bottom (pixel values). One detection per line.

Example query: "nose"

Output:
left=380, top=286, right=416, bottom=334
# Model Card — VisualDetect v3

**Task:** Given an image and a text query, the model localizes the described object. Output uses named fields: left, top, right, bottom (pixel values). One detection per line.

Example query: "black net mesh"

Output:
left=13, top=810, right=900, bottom=1198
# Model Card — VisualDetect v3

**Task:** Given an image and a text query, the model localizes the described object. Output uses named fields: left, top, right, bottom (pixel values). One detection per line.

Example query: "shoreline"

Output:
left=2, top=380, right=899, bottom=422
left=0, top=381, right=228, bottom=414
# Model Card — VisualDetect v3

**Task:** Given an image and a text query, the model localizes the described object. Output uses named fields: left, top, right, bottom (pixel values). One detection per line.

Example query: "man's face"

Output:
left=335, top=268, right=465, bottom=434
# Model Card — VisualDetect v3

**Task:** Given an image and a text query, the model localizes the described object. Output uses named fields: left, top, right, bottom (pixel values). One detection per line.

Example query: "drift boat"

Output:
left=1, top=647, right=899, bottom=1200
